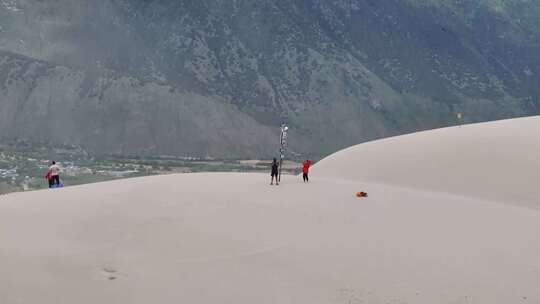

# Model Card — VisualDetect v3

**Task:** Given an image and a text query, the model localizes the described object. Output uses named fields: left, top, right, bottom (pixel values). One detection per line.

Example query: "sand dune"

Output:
left=314, top=116, right=540, bottom=208
left=1, top=117, right=540, bottom=304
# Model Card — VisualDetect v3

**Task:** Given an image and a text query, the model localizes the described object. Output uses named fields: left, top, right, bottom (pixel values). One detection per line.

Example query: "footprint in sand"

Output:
left=102, top=266, right=118, bottom=280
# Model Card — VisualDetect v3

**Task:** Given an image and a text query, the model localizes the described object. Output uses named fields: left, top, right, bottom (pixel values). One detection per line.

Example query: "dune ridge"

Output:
left=314, top=116, right=540, bottom=208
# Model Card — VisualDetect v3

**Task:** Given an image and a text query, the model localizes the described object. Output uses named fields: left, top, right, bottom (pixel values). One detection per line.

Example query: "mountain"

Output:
left=1, top=0, right=539, bottom=157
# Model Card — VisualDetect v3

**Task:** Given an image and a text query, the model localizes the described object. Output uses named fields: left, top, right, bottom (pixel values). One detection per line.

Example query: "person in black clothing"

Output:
left=270, top=158, right=279, bottom=185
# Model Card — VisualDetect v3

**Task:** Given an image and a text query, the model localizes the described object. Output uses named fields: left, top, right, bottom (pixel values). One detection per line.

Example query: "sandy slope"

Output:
left=314, top=116, right=540, bottom=209
left=1, top=117, right=540, bottom=304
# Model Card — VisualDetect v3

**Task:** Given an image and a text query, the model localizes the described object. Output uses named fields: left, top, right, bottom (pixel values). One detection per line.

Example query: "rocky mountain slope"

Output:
left=1, top=0, right=539, bottom=157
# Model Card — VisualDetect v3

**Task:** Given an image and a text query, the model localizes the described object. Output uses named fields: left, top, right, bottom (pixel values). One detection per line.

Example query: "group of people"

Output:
left=270, top=158, right=312, bottom=186
left=44, top=161, right=62, bottom=188
left=44, top=158, right=309, bottom=189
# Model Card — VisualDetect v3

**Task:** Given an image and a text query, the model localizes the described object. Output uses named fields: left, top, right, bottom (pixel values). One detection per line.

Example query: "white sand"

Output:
left=1, top=117, right=540, bottom=303
left=314, top=116, right=540, bottom=209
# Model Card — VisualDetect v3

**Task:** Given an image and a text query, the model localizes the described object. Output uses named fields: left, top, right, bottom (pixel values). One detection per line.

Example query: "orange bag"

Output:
left=356, top=192, right=368, bottom=198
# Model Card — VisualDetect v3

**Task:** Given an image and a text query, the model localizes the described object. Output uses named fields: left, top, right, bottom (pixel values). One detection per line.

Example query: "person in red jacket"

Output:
left=44, top=168, right=53, bottom=188
left=302, top=159, right=312, bottom=183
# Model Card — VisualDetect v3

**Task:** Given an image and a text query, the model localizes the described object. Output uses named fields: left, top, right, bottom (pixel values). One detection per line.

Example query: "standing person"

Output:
left=44, top=167, right=53, bottom=188
left=270, top=158, right=279, bottom=185
left=49, top=161, right=61, bottom=187
left=302, top=159, right=312, bottom=183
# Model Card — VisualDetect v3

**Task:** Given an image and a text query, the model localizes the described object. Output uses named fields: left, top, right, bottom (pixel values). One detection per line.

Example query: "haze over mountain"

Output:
left=1, top=0, right=539, bottom=157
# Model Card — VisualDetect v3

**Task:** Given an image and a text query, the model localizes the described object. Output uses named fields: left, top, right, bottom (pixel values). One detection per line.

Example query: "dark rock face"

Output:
left=1, top=0, right=539, bottom=157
